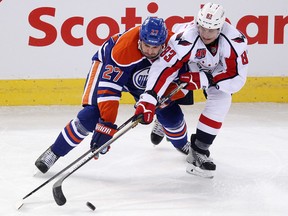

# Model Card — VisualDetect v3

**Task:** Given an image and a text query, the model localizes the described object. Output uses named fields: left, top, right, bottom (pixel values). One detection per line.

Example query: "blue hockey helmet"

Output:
left=139, top=17, right=168, bottom=46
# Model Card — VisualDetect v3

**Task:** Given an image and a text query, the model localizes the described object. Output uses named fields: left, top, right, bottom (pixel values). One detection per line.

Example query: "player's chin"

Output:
left=202, top=38, right=214, bottom=45
left=145, top=54, right=158, bottom=60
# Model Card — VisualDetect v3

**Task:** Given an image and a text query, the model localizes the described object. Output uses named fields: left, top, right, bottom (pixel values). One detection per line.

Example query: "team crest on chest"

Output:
left=195, top=48, right=206, bottom=59
left=133, top=67, right=150, bottom=89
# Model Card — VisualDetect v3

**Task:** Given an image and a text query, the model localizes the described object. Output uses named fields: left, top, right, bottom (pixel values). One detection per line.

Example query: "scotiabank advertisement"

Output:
left=0, top=0, right=287, bottom=79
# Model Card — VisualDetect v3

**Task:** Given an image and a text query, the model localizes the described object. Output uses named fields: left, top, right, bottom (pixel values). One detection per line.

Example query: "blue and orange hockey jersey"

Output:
left=81, top=25, right=182, bottom=124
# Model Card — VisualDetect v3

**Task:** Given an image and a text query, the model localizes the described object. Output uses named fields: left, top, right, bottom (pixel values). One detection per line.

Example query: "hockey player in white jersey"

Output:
left=134, top=2, right=249, bottom=178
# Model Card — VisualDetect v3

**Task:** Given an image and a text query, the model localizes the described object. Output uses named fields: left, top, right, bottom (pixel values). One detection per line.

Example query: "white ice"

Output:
left=1, top=103, right=288, bottom=216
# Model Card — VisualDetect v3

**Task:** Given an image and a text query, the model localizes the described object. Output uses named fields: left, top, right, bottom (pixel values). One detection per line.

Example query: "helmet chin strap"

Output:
left=138, top=40, right=165, bottom=60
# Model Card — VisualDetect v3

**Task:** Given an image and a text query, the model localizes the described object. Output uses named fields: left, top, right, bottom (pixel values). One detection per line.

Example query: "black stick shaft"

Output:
left=22, top=116, right=135, bottom=200
left=51, top=82, right=187, bottom=205
left=52, top=119, right=140, bottom=205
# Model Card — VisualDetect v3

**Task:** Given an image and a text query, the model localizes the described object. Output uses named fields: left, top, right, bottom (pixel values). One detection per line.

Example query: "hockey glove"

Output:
left=134, top=91, right=157, bottom=124
left=90, top=119, right=117, bottom=155
left=179, top=72, right=214, bottom=90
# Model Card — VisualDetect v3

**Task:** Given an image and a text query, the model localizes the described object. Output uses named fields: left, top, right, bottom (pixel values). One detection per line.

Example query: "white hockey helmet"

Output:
left=197, top=3, right=226, bottom=29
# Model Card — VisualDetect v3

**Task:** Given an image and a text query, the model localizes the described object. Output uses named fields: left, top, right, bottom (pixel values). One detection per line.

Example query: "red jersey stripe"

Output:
left=199, top=114, right=222, bottom=129
left=214, top=47, right=238, bottom=83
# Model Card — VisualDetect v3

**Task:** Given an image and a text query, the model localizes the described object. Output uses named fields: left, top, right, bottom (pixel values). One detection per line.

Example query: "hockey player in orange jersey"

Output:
left=35, top=17, right=192, bottom=174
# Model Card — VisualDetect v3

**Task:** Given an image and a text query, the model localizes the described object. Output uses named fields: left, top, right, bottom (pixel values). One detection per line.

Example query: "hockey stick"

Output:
left=53, top=117, right=141, bottom=205
left=17, top=115, right=135, bottom=209
left=52, top=82, right=187, bottom=206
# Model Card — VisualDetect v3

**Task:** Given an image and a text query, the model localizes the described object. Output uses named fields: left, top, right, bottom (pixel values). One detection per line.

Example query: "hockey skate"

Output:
left=35, top=147, right=59, bottom=173
left=176, top=141, right=190, bottom=155
left=150, top=118, right=165, bottom=145
left=186, top=136, right=216, bottom=178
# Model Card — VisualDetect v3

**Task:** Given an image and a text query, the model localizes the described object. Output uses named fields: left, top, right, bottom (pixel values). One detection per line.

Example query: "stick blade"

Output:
left=52, top=177, right=67, bottom=206
left=15, top=199, right=24, bottom=210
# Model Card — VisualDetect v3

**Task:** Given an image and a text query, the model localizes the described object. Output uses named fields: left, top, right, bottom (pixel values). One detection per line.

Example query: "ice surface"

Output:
left=1, top=103, right=288, bottom=216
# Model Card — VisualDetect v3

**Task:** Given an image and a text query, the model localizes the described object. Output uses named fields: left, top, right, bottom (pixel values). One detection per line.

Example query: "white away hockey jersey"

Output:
left=145, top=21, right=249, bottom=98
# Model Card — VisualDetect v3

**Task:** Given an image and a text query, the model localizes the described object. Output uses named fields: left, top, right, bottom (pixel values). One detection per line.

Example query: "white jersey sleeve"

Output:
left=171, top=21, right=194, bottom=33
left=213, top=22, right=249, bottom=94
